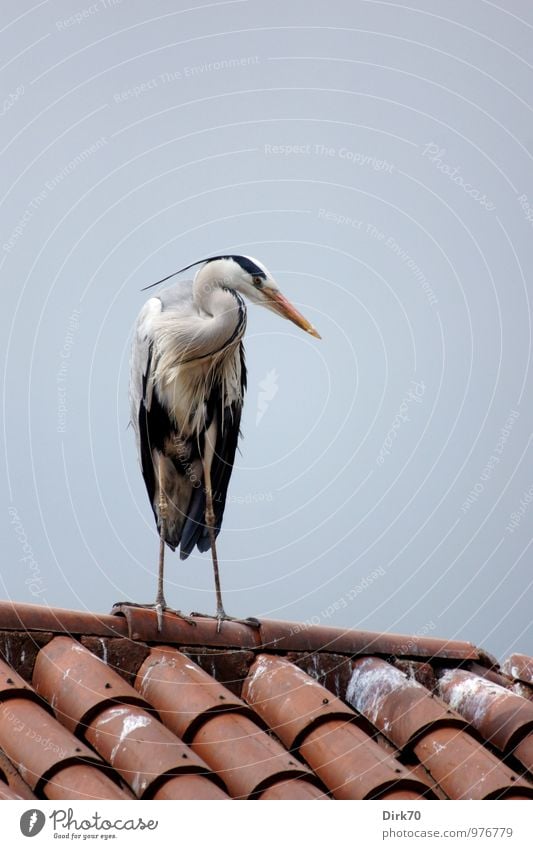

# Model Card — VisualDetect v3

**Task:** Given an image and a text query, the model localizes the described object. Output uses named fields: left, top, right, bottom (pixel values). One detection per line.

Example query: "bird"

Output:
left=128, top=254, right=320, bottom=630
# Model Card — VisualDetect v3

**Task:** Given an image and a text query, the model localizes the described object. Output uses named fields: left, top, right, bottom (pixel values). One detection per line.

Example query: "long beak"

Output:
left=263, top=287, right=321, bottom=339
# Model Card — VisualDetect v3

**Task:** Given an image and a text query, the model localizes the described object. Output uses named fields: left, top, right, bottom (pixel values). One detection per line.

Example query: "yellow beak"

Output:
left=263, top=287, right=321, bottom=339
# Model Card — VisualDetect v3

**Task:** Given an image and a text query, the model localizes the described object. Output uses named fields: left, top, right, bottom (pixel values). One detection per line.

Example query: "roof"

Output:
left=0, top=599, right=531, bottom=800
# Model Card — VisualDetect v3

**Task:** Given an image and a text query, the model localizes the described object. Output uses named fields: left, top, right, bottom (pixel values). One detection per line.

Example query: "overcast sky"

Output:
left=1, top=0, right=532, bottom=660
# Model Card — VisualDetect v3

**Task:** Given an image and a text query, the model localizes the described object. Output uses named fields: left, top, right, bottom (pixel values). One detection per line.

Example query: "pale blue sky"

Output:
left=1, top=0, right=532, bottom=659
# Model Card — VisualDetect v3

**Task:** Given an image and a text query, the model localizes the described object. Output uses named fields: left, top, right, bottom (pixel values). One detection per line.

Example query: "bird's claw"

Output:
left=111, top=601, right=197, bottom=633
left=155, top=601, right=164, bottom=633
left=190, top=610, right=261, bottom=632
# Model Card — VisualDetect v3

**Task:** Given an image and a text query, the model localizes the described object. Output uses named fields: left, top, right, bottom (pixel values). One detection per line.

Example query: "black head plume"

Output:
left=142, top=254, right=266, bottom=292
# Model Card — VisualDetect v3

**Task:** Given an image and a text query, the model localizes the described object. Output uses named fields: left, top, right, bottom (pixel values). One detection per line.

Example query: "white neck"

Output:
left=188, top=265, right=244, bottom=358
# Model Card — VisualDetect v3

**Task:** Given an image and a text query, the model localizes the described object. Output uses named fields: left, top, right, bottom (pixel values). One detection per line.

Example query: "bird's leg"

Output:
left=203, top=454, right=226, bottom=633
left=113, top=454, right=196, bottom=631
left=193, top=495, right=259, bottom=631
left=155, top=457, right=168, bottom=631
left=190, top=420, right=260, bottom=632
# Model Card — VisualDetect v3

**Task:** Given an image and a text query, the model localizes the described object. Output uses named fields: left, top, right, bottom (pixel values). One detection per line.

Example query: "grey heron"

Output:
left=128, top=254, right=320, bottom=630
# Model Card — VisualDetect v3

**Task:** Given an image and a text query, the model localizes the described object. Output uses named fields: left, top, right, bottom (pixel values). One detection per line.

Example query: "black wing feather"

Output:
left=179, top=343, right=246, bottom=559
left=138, top=343, right=199, bottom=551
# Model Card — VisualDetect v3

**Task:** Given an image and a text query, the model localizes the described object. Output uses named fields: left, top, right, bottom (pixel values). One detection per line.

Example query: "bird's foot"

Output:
left=111, top=601, right=197, bottom=633
left=190, top=608, right=261, bottom=633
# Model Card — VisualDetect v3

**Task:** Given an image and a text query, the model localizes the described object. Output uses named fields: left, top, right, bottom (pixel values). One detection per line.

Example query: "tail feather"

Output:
left=179, top=485, right=207, bottom=559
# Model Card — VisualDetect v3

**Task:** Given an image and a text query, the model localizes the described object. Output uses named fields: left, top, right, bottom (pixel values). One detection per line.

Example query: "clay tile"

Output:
left=85, top=702, right=221, bottom=799
left=242, top=654, right=355, bottom=749
left=346, top=657, right=465, bottom=749
left=0, top=657, right=45, bottom=708
left=242, top=655, right=434, bottom=800
left=467, top=662, right=516, bottom=690
left=136, top=649, right=320, bottom=799
left=33, top=636, right=150, bottom=734
left=33, top=639, right=223, bottom=799
left=43, top=764, right=132, bottom=800
left=153, top=774, right=230, bottom=800
left=113, top=605, right=259, bottom=648
left=256, top=621, right=478, bottom=659
left=259, top=778, right=328, bottom=800
left=513, top=734, right=533, bottom=774
left=503, top=654, right=533, bottom=686
left=0, top=779, right=22, bottom=800
left=0, top=697, right=108, bottom=795
left=0, top=748, right=35, bottom=799
left=413, top=726, right=533, bottom=800
left=189, top=711, right=317, bottom=799
left=298, top=719, right=432, bottom=800
left=439, top=668, right=533, bottom=751
left=136, top=647, right=253, bottom=740
left=0, top=600, right=127, bottom=637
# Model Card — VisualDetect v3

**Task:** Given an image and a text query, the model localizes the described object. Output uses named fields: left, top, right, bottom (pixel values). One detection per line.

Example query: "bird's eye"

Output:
left=252, top=275, right=264, bottom=288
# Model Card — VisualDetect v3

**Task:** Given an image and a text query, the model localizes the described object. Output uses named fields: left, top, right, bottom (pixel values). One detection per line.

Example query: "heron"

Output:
left=128, top=254, right=320, bottom=630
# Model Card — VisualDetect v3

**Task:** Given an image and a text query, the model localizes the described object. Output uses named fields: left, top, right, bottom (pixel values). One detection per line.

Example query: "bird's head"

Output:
left=197, top=255, right=321, bottom=339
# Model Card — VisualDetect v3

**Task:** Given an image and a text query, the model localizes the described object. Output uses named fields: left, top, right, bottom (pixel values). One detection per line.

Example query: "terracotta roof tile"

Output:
left=258, top=777, right=327, bottom=800
left=152, top=774, right=229, bottom=800
left=34, top=638, right=227, bottom=800
left=346, top=658, right=533, bottom=799
left=136, top=647, right=254, bottom=740
left=136, top=648, right=325, bottom=799
left=0, top=779, right=23, bottom=800
left=0, top=747, right=35, bottom=800
left=41, top=763, right=132, bottom=801
left=33, top=636, right=151, bottom=734
left=0, top=600, right=531, bottom=801
left=503, top=654, right=533, bottom=686
left=412, top=726, right=532, bottom=800
left=243, top=654, right=356, bottom=750
left=242, top=654, right=435, bottom=799
left=0, top=654, right=132, bottom=799
left=438, top=668, right=533, bottom=752
left=346, top=657, right=466, bottom=747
